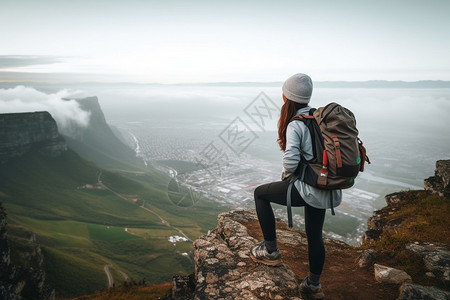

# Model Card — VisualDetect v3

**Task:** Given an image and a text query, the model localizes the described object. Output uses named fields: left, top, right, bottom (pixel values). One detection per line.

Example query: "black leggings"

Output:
left=254, top=180, right=326, bottom=275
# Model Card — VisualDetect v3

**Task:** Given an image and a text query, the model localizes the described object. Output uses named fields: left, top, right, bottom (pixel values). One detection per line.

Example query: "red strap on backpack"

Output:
left=317, top=150, right=328, bottom=187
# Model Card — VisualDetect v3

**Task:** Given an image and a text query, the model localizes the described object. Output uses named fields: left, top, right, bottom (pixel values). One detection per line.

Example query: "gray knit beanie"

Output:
left=282, top=73, right=313, bottom=104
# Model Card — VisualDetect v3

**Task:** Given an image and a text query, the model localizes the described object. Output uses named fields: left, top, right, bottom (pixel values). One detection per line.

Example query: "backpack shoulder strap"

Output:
left=291, top=114, right=315, bottom=122
left=290, top=107, right=316, bottom=122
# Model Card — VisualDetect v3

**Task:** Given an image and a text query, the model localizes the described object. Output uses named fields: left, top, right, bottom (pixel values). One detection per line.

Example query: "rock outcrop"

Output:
left=398, top=282, right=450, bottom=300
left=406, top=243, right=450, bottom=287
left=192, top=210, right=300, bottom=300
left=0, top=203, right=53, bottom=300
left=0, top=111, right=66, bottom=164
left=425, top=160, right=450, bottom=198
left=165, top=209, right=395, bottom=300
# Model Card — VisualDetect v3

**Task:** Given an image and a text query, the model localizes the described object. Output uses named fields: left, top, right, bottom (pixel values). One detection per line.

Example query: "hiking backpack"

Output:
left=286, top=102, right=370, bottom=226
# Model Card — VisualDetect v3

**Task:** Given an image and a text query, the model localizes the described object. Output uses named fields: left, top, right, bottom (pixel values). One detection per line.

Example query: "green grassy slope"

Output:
left=0, top=150, right=226, bottom=298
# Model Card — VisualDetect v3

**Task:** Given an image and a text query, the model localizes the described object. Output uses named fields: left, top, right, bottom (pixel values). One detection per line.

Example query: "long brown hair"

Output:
left=277, top=94, right=307, bottom=151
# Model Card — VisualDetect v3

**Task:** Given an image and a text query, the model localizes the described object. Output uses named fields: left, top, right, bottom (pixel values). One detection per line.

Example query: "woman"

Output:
left=249, top=73, right=342, bottom=300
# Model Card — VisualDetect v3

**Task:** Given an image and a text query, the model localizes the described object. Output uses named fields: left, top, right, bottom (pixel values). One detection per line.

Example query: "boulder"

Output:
left=406, top=243, right=450, bottom=287
left=356, top=248, right=376, bottom=269
left=397, top=282, right=450, bottom=300
left=374, top=264, right=412, bottom=285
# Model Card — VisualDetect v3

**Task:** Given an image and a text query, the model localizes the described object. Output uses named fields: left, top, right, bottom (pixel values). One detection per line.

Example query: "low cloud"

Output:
left=0, top=86, right=90, bottom=135
left=0, top=55, right=62, bottom=69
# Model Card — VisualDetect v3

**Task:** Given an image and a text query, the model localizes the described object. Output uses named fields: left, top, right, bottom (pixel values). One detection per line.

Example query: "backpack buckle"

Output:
left=333, top=137, right=341, bottom=148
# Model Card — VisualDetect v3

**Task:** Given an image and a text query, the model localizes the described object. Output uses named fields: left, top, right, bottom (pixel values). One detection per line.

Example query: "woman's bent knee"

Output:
left=254, top=184, right=265, bottom=199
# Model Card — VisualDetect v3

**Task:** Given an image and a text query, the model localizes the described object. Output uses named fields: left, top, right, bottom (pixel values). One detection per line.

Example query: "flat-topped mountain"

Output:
left=0, top=111, right=67, bottom=164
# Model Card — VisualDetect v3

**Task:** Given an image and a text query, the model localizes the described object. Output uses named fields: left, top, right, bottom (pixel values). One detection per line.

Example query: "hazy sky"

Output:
left=0, top=0, right=449, bottom=83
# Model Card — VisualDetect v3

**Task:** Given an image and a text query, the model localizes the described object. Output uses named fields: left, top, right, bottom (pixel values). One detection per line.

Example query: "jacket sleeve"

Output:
left=281, top=121, right=308, bottom=180
left=282, top=122, right=302, bottom=180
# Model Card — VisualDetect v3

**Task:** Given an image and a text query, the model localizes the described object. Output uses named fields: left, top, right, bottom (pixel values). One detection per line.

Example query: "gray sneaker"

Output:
left=299, top=276, right=324, bottom=300
left=249, top=241, right=281, bottom=266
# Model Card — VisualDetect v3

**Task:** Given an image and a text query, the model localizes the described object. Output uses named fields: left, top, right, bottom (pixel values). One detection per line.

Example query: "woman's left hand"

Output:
left=281, top=169, right=293, bottom=181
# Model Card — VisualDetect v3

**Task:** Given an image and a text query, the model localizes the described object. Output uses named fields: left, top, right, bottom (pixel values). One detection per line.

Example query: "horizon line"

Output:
left=1, top=79, right=450, bottom=86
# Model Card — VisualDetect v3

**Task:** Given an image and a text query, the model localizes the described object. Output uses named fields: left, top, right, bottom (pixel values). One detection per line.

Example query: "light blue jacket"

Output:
left=282, top=106, right=342, bottom=209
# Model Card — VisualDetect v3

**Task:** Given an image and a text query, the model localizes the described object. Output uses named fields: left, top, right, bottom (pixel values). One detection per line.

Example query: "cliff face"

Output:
left=63, top=96, right=139, bottom=168
left=0, top=203, right=14, bottom=299
left=0, top=203, right=53, bottom=300
left=0, top=111, right=67, bottom=164
left=362, top=191, right=408, bottom=244
left=62, top=96, right=106, bottom=139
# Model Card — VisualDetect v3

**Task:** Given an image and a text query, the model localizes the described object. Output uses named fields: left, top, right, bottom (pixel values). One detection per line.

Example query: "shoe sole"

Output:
left=300, top=293, right=324, bottom=300
left=249, top=252, right=282, bottom=266
left=300, top=289, right=324, bottom=300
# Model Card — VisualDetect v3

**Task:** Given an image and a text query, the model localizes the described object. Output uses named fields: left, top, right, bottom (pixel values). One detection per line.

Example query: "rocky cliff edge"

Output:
left=0, top=202, right=53, bottom=300
left=425, top=160, right=450, bottom=198
left=167, top=209, right=402, bottom=300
